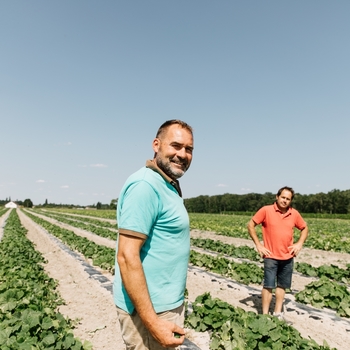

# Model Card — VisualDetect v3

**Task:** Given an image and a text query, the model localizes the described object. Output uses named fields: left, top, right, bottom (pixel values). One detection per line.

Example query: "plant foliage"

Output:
left=186, top=293, right=336, bottom=350
left=189, top=251, right=263, bottom=285
left=0, top=210, right=92, bottom=349
left=295, top=277, right=350, bottom=317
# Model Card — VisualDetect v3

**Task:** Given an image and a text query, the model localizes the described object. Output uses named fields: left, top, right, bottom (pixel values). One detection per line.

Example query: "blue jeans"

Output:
left=263, top=258, right=293, bottom=289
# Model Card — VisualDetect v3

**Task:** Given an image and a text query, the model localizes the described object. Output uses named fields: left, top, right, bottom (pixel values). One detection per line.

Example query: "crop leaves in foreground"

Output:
left=186, top=293, right=336, bottom=350
left=0, top=210, right=92, bottom=350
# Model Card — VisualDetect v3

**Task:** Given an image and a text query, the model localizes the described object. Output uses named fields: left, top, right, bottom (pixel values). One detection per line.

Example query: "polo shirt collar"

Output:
left=273, top=202, right=292, bottom=215
left=146, top=159, right=182, bottom=197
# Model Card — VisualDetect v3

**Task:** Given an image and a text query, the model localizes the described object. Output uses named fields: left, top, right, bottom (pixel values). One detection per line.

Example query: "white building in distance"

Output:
left=5, top=201, right=17, bottom=208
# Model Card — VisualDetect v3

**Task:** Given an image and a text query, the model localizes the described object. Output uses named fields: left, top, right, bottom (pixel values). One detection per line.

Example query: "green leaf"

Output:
left=62, top=334, right=76, bottom=348
left=210, top=337, right=220, bottom=350
left=41, top=316, right=54, bottom=330
left=42, top=333, right=56, bottom=346
left=21, top=310, right=41, bottom=328
left=249, top=317, right=276, bottom=336
left=0, top=301, right=17, bottom=312
left=269, top=328, right=281, bottom=342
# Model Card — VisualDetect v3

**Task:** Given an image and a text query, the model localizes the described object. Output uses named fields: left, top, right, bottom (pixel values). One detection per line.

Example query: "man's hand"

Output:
left=247, top=219, right=271, bottom=258
left=290, top=227, right=308, bottom=257
left=288, top=242, right=303, bottom=256
left=148, top=318, right=185, bottom=347
left=256, top=242, right=271, bottom=258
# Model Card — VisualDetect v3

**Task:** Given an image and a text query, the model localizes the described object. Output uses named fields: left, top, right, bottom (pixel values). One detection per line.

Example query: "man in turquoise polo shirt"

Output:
left=113, top=120, right=194, bottom=349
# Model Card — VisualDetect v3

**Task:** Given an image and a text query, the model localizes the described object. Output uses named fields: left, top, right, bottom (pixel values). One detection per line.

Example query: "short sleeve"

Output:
left=294, top=211, right=307, bottom=230
left=252, top=206, right=266, bottom=225
left=118, top=181, right=160, bottom=237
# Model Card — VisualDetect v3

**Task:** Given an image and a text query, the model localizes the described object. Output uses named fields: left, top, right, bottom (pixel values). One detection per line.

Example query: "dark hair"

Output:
left=155, top=119, right=193, bottom=139
left=277, top=186, right=295, bottom=200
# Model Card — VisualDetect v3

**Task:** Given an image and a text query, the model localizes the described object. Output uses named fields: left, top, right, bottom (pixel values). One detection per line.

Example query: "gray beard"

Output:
left=155, top=156, right=186, bottom=180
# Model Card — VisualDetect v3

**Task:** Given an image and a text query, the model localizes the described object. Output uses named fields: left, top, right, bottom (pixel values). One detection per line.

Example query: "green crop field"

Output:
left=3, top=207, right=349, bottom=349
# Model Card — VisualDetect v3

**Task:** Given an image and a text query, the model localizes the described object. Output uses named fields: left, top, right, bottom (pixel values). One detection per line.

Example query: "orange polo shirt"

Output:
left=252, top=203, right=307, bottom=260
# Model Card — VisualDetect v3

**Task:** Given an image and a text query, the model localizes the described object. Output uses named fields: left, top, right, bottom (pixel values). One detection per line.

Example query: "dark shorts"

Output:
left=263, top=258, right=294, bottom=289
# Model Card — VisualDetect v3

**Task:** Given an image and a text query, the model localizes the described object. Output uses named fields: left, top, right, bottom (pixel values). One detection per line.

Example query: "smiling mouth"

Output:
left=173, top=163, right=185, bottom=170
left=171, top=159, right=186, bottom=168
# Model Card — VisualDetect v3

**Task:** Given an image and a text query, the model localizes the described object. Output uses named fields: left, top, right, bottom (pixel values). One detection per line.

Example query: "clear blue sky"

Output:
left=1, top=1, right=349, bottom=206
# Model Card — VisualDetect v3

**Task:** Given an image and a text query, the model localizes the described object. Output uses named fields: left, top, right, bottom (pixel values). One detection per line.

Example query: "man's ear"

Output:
left=152, top=138, right=160, bottom=153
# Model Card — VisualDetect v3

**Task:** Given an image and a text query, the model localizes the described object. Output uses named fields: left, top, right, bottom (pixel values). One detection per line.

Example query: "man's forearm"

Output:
left=247, top=220, right=261, bottom=246
left=297, top=227, right=308, bottom=245
left=118, top=257, right=157, bottom=328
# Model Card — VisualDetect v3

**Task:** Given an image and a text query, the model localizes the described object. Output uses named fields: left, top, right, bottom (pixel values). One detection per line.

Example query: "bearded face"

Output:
left=153, top=125, right=193, bottom=180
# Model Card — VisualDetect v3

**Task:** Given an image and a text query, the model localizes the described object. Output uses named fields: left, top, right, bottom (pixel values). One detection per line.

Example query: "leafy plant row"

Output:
left=23, top=211, right=115, bottom=274
left=185, top=292, right=336, bottom=350
left=306, top=219, right=350, bottom=253
left=0, top=210, right=92, bottom=350
left=295, top=262, right=350, bottom=285
left=46, top=208, right=116, bottom=220
left=35, top=209, right=117, bottom=229
left=295, top=277, right=350, bottom=318
left=191, top=238, right=261, bottom=262
left=192, top=238, right=350, bottom=286
left=0, top=208, right=10, bottom=224
left=189, top=213, right=251, bottom=240
left=189, top=250, right=264, bottom=285
left=302, top=230, right=350, bottom=253
left=28, top=209, right=117, bottom=240
left=35, top=210, right=350, bottom=253
left=188, top=213, right=350, bottom=253
left=190, top=250, right=350, bottom=318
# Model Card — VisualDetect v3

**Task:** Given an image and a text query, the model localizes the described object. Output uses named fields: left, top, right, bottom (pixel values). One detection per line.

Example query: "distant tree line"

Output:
left=0, top=198, right=117, bottom=210
left=0, top=197, right=26, bottom=207
left=34, top=198, right=118, bottom=210
left=184, top=189, right=350, bottom=215
left=0, top=198, right=11, bottom=206
left=3, top=190, right=350, bottom=214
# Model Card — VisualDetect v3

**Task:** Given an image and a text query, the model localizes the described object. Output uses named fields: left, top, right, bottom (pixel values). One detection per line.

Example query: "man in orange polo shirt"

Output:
left=247, top=186, right=308, bottom=322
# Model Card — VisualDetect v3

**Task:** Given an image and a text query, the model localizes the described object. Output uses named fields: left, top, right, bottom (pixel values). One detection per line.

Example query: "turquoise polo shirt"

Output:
left=113, top=165, right=190, bottom=314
